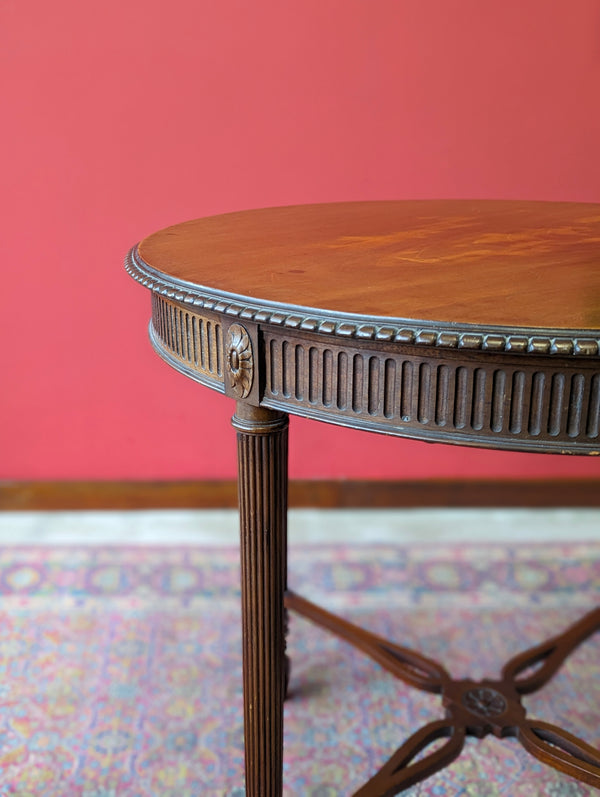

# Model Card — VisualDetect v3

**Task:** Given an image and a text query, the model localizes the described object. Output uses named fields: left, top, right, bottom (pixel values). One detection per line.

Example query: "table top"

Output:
left=137, top=200, right=600, bottom=332
left=127, top=201, right=600, bottom=456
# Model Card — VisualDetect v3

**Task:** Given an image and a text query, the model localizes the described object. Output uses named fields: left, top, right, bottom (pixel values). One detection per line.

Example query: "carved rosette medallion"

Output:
left=462, top=687, right=507, bottom=718
left=226, top=324, right=254, bottom=399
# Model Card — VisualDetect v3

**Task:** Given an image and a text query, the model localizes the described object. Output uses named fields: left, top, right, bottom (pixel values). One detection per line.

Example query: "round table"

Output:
left=126, top=200, right=600, bottom=796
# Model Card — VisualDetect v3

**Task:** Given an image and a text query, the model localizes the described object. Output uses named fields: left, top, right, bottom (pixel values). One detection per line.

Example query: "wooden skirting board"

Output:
left=0, top=480, right=599, bottom=511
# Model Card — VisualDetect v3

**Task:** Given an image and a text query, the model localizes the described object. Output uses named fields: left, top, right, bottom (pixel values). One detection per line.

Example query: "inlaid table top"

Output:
left=126, top=200, right=600, bottom=455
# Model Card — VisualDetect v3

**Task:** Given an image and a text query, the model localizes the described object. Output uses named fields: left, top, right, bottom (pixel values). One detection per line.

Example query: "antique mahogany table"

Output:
left=126, top=200, right=600, bottom=795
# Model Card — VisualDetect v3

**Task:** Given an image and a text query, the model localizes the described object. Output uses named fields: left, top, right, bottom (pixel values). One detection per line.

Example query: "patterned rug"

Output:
left=0, top=541, right=598, bottom=796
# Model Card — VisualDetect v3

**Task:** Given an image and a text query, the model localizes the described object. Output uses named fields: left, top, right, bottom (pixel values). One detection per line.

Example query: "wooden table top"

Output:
left=128, top=201, right=600, bottom=455
left=138, top=200, right=600, bottom=332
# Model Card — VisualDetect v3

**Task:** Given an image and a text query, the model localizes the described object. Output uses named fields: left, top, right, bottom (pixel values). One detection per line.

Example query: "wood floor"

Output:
left=0, top=508, right=598, bottom=545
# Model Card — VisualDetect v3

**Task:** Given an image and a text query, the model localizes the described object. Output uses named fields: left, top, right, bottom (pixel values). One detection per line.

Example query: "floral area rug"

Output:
left=0, top=541, right=598, bottom=796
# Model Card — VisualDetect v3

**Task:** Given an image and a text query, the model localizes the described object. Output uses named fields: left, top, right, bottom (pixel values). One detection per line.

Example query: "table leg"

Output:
left=233, top=403, right=289, bottom=797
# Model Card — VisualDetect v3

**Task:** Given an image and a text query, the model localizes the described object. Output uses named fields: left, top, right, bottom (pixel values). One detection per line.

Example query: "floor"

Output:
left=0, top=508, right=598, bottom=545
left=0, top=508, right=597, bottom=795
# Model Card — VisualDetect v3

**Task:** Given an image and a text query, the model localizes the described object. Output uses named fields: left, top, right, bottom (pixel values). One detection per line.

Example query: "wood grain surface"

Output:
left=138, top=201, right=600, bottom=330
left=3, top=479, right=600, bottom=510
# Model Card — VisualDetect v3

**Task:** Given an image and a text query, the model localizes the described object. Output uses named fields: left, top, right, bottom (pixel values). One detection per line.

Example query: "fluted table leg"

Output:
left=233, top=403, right=289, bottom=797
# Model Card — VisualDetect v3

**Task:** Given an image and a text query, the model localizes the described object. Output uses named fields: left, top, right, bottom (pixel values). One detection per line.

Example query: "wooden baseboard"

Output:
left=1, top=479, right=599, bottom=510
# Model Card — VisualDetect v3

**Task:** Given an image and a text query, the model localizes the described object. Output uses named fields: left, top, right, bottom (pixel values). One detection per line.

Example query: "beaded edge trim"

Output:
left=126, top=247, right=600, bottom=358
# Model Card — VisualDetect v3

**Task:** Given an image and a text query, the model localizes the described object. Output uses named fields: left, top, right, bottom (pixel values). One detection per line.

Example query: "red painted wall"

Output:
left=2, top=0, right=600, bottom=481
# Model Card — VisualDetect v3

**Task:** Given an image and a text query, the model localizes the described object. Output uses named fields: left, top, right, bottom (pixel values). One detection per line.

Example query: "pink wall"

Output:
left=2, top=0, right=600, bottom=481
